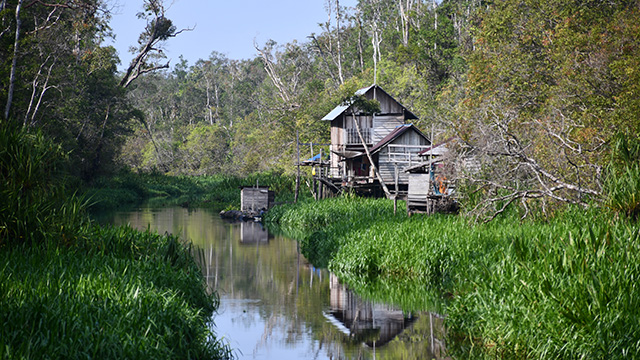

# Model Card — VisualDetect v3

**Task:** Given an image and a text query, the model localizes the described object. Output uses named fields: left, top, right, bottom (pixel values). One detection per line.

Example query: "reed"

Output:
left=0, top=122, right=89, bottom=246
left=0, top=122, right=231, bottom=359
left=0, top=225, right=232, bottom=359
left=604, top=134, right=640, bottom=219
left=266, top=197, right=640, bottom=359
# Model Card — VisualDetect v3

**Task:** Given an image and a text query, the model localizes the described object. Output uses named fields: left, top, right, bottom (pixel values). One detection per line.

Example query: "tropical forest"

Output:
left=1, top=0, right=639, bottom=359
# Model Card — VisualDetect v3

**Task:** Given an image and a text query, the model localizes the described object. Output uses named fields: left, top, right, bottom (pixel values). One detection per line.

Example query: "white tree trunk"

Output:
left=5, top=0, right=23, bottom=120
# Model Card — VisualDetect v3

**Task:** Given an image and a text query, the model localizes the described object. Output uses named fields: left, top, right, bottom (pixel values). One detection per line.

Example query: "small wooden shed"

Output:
left=405, top=140, right=457, bottom=214
left=240, top=186, right=274, bottom=213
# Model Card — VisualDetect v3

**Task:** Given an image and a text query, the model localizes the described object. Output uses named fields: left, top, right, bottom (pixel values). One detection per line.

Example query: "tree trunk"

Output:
left=353, top=113, right=391, bottom=198
left=5, top=0, right=23, bottom=120
left=335, top=0, right=344, bottom=84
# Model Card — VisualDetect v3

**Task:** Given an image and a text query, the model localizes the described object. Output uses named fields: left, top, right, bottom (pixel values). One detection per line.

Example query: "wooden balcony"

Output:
left=345, top=128, right=372, bottom=145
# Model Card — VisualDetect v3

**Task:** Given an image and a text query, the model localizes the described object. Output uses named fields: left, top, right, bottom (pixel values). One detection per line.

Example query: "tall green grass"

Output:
left=0, top=121, right=232, bottom=359
left=0, top=122, right=87, bottom=246
left=604, top=134, right=640, bottom=219
left=266, top=197, right=640, bottom=359
left=0, top=225, right=232, bottom=359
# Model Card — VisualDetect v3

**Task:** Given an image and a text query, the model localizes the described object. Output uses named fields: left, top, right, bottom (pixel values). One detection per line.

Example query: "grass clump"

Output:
left=0, top=122, right=87, bottom=246
left=0, top=226, right=232, bottom=359
left=266, top=196, right=640, bottom=359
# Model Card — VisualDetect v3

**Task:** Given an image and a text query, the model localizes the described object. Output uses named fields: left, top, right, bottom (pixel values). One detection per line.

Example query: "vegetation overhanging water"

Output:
left=265, top=196, right=640, bottom=359
left=0, top=125, right=232, bottom=359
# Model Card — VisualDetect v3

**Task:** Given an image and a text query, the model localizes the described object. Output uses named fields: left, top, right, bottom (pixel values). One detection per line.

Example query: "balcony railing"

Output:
left=345, top=128, right=372, bottom=145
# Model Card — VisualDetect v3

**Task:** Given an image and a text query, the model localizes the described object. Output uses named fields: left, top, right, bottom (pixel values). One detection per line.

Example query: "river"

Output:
left=99, top=205, right=446, bottom=359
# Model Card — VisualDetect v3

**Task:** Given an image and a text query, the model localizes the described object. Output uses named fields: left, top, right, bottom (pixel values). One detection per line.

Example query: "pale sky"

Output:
left=107, top=0, right=359, bottom=70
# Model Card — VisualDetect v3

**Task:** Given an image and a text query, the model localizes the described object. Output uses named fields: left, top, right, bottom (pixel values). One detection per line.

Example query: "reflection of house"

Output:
left=325, top=274, right=415, bottom=347
left=240, top=221, right=270, bottom=244
left=321, top=85, right=432, bottom=197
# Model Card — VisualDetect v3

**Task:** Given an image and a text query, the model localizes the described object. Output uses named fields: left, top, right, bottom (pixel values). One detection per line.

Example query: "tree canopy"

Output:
left=1, top=0, right=638, bottom=217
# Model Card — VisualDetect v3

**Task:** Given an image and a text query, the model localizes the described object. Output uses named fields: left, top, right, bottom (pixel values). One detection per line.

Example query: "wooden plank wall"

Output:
left=377, top=131, right=430, bottom=185
left=408, top=173, right=431, bottom=201
left=366, top=88, right=403, bottom=114
left=241, top=188, right=273, bottom=212
left=372, top=115, right=404, bottom=144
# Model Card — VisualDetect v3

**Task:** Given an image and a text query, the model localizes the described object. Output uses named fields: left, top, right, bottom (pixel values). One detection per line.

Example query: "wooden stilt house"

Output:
left=320, top=84, right=432, bottom=197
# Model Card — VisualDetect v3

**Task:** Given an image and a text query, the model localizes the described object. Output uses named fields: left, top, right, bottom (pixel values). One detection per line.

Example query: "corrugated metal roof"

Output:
left=369, top=124, right=430, bottom=154
left=320, top=84, right=418, bottom=121
left=368, top=124, right=413, bottom=154
left=418, top=137, right=454, bottom=156
left=321, top=104, right=350, bottom=121
left=355, top=84, right=375, bottom=96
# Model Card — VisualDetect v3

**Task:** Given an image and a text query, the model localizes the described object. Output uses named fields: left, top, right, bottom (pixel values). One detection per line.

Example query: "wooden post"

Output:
left=394, top=163, right=398, bottom=214
left=319, top=148, right=324, bottom=199
left=295, top=130, right=300, bottom=203
left=312, top=169, right=317, bottom=201
left=429, top=124, right=435, bottom=215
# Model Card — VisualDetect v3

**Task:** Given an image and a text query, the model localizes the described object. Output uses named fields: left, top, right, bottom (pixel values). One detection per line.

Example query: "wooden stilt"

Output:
left=394, top=163, right=398, bottom=214
left=295, top=130, right=300, bottom=203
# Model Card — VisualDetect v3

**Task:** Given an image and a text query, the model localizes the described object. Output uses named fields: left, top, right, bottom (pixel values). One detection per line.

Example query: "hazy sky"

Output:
left=107, top=0, right=359, bottom=70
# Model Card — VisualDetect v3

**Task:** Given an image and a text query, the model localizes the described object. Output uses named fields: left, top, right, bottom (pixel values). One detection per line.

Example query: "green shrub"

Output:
left=86, top=170, right=299, bottom=212
left=0, top=121, right=88, bottom=246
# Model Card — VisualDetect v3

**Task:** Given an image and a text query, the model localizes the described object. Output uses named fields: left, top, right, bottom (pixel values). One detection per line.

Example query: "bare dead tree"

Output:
left=119, top=0, right=191, bottom=88
left=455, top=102, right=605, bottom=221
left=4, top=0, right=23, bottom=120
left=255, top=41, right=303, bottom=109
left=308, top=33, right=339, bottom=86
left=398, top=0, right=416, bottom=46
left=334, top=0, right=344, bottom=84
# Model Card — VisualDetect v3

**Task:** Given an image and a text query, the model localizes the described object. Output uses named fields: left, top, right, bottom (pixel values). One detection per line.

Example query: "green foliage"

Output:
left=0, top=122, right=87, bottom=246
left=0, top=225, right=232, bottom=359
left=267, top=197, right=640, bottom=358
left=0, top=120, right=231, bottom=359
left=265, top=196, right=403, bottom=268
left=604, top=134, right=640, bottom=219
left=447, top=210, right=640, bottom=359
left=86, top=170, right=298, bottom=211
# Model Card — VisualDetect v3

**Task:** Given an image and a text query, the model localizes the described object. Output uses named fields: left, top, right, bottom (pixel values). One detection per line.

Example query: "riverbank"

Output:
left=0, top=226, right=231, bottom=359
left=0, top=125, right=231, bottom=359
left=84, top=170, right=300, bottom=212
left=265, top=197, right=640, bottom=359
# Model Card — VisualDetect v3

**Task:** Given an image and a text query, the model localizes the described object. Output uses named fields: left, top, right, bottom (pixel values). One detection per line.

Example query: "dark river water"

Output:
left=100, top=205, right=446, bottom=359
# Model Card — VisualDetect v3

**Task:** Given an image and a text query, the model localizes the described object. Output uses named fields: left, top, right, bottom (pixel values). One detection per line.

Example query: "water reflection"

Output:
left=100, top=206, right=447, bottom=359
left=239, top=221, right=270, bottom=244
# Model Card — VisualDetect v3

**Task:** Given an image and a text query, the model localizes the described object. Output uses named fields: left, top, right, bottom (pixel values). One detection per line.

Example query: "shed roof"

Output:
left=341, top=124, right=430, bottom=160
left=418, top=137, right=453, bottom=157
left=321, top=84, right=418, bottom=121
left=369, top=124, right=429, bottom=154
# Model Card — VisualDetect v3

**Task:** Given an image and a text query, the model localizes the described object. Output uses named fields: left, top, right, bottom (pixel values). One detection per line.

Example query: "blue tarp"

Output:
left=306, top=153, right=322, bottom=162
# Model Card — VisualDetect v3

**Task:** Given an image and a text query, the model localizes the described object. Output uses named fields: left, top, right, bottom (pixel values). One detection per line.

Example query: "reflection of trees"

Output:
left=109, top=206, right=447, bottom=359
